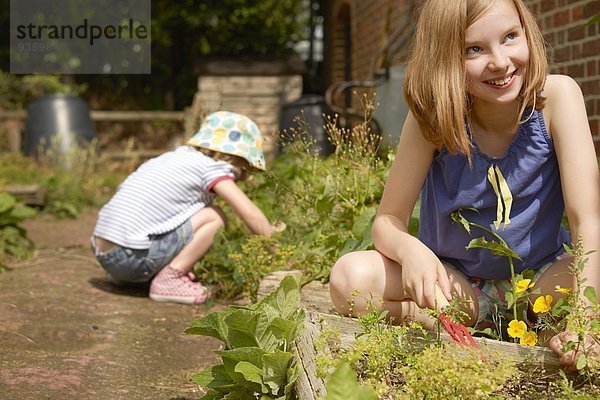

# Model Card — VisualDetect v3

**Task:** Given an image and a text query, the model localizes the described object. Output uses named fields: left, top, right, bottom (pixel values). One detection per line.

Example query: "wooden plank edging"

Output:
left=258, top=271, right=563, bottom=399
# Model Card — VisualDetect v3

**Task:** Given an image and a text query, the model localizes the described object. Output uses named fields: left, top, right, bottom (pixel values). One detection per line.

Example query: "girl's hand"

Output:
left=549, top=331, right=600, bottom=373
left=400, top=246, right=452, bottom=311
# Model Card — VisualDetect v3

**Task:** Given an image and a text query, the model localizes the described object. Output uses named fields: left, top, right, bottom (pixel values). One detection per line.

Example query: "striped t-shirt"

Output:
left=93, top=146, right=235, bottom=249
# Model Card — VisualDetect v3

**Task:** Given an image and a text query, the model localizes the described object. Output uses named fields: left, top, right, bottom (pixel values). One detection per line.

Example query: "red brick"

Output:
left=582, top=80, right=600, bottom=96
left=568, top=25, right=585, bottom=41
left=554, top=10, right=570, bottom=26
left=567, top=63, right=584, bottom=78
left=572, top=5, right=584, bottom=22
left=573, top=43, right=583, bottom=59
left=541, top=0, right=556, bottom=13
left=588, top=60, right=598, bottom=76
left=584, top=1, right=600, bottom=17
left=582, top=38, right=600, bottom=58
left=554, top=46, right=570, bottom=62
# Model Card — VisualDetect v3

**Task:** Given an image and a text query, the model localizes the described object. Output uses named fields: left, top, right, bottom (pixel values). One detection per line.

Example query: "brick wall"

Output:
left=526, top=0, right=600, bottom=149
left=324, top=0, right=600, bottom=149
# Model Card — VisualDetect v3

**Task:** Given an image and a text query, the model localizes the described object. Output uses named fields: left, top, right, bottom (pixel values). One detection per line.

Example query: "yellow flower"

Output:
left=555, top=285, right=572, bottom=295
left=533, top=295, right=553, bottom=314
left=520, top=330, right=538, bottom=346
left=515, top=278, right=534, bottom=294
left=507, top=319, right=528, bottom=338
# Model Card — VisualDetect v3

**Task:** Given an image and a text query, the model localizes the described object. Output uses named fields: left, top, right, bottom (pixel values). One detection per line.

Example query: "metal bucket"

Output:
left=24, top=94, right=95, bottom=157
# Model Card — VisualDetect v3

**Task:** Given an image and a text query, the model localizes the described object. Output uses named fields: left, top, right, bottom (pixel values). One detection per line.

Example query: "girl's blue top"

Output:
left=419, top=110, right=570, bottom=280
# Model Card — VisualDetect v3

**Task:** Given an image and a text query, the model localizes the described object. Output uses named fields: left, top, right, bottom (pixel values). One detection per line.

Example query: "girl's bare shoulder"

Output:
left=542, top=75, right=584, bottom=130
left=543, top=74, right=582, bottom=99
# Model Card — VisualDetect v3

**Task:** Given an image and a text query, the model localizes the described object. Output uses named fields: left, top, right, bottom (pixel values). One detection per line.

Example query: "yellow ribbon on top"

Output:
left=487, top=165, right=513, bottom=230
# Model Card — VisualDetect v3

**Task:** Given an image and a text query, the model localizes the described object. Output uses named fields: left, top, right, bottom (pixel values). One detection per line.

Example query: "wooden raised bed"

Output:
left=258, top=270, right=563, bottom=400
left=3, top=184, right=46, bottom=207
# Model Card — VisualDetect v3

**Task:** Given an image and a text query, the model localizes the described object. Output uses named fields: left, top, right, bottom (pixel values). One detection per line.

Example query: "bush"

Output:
left=0, top=192, right=37, bottom=271
left=196, top=98, right=394, bottom=299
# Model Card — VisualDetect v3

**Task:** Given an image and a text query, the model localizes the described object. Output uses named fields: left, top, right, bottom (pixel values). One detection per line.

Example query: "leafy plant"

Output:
left=315, top=302, right=519, bottom=399
left=0, top=142, right=125, bottom=218
left=198, top=96, right=394, bottom=299
left=555, top=238, right=600, bottom=376
left=324, top=363, right=378, bottom=400
left=0, top=192, right=37, bottom=271
left=0, top=71, right=86, bottom=111
left=451, top=208, right=538, bottom=343
left=184, top=275, right=305, bottom=399
left=452, top=208, right=600, bottom=380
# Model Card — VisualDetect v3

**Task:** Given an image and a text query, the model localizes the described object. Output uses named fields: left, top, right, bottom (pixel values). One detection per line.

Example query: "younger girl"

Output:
left=329, top=0, right=600, bottom=371
left=92, top=111, right=272, bottom=304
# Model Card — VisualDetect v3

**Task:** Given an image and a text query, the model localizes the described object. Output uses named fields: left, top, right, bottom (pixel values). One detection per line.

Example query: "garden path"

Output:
left=0, top=208, right=223, bottom=400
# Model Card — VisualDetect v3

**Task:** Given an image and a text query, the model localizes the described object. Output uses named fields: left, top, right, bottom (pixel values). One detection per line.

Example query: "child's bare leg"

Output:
left=329, top=250, right=478, bottom=329
left=168, top=206, right=226, bottom=274
left=530, top=255, right=574, bottom=344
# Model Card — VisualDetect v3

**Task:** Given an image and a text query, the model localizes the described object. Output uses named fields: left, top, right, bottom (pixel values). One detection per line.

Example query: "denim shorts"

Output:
left=92, top=220, right=193, bottom=283
left=449, top=253, right=567, bottom=331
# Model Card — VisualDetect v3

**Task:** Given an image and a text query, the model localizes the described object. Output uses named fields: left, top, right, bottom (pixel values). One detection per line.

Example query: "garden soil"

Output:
left=0, top=208, right=226, bottom=400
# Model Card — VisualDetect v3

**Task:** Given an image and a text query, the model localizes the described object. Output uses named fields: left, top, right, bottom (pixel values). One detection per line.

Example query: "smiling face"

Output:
left=465, top=0, right=530, bottom=106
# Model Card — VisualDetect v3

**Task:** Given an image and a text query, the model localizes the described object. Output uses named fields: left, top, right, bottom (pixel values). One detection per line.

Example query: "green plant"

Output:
left=184, top=275, right=305, bottom=399
left=0, top=192, right=37, bottom=271
left=316, top=302, right=518, bottom=399
left=324, top=363, right=378, bottom=400
left=451, top=208, right=541, bottom=343
left=0, top=71, right=86, bottom=110
left=554, top=239, right=600, bottom=375
left=402, top=345, right=515, bottom=400
left=452, top=208, right=600, bottom=379
left=0, top=142, right=125, bottom=218
left=198, top=96, right=393, bottom=300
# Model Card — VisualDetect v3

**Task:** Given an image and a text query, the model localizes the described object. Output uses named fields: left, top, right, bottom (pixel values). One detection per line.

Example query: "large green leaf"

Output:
left=584, top=286, right=597, bottom=305
left=0, top=192, right=16, bottom=215
left=218, top=347, right=268, bottom=370
left=268, top=311, right=305, bottom=343
left=192, top=364, right=236, bottom=391
left=184, top=311, right=232, bottom=347
left=466, top=237, right=522, bottom=260
left=219, top=348, right=267, bottom=393
left=262, top=348, right=295, bottom=395
left=325, top=363, right=378, bottom=400
left=10, top=204, right=38, bottom=220
left=225, top=309, right=279, bottom=350
left=253, top=275, right=301, bottom=320
left=234, top=361, right=266, bottom=391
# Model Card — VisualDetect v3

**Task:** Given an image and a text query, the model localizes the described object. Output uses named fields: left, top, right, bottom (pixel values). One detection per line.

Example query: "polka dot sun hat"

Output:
left=187, top=111, right=266, bottom=171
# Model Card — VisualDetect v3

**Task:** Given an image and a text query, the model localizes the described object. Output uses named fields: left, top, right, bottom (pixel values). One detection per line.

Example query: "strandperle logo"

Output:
left=15, top=18, right=149, bottom=46
left=10, top=0, right=151, bottom=74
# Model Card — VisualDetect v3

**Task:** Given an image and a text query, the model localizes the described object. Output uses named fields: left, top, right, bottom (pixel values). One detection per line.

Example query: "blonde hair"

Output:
left=403, top=0, right=548, bottom=160
left=194, top=147, right=252, bottom=181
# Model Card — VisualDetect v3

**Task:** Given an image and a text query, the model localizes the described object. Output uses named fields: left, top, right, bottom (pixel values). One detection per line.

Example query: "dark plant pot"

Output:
left=280, top=94, right=334, bottom=157
left=24, top=94, right=95, bottom=157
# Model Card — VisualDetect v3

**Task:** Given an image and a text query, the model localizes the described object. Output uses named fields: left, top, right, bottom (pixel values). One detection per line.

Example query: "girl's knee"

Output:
left=192, top=206, right=227, bottom=231
left=330, top=252, right=380, bottom=310
left=206, top=205, right=227, bottom=227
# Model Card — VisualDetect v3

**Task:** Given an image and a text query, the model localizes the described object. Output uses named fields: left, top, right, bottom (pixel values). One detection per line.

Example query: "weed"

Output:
left=0, top=141, right=124, bottom=218
left=198, top=96, right=393, bottom=299
left=0, top=192, right=37, bottom=271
